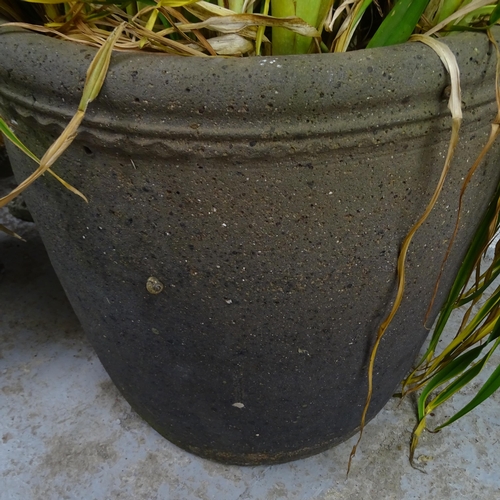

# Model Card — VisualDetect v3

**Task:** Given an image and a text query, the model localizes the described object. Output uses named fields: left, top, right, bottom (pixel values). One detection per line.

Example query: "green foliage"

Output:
left=404, top=139, right=500, bottom=461
left=0, top=0, right=497, bottom=55
left=271, top=0, right=332, bottom=54
left=367, top=0, right=430, bottom=48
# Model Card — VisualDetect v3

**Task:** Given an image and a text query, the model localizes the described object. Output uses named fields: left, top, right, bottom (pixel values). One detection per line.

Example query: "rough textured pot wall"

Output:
left=1, top=25, right=499, bottom=464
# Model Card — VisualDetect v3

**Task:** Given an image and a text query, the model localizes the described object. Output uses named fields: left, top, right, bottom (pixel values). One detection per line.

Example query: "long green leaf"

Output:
left=425, top=0, right=496, bottom=36
left=490, top=1, right=500, bottom=24
left=367, top=0, right=429, bottom=48
left=456, top=260, right=500, bottom=307
left=416, top=294, right=500, bottom=380
left=417, top=343, right=486, bottom=419
left=0, top=117, right=39, bottom=164
left=422, top=322, right=500, bottom=422
left=426, top=354, right=490, bottom=411
left=436, top=351, right=500, bottom=428
left=415, top=180, right=500, bottom=366
left=418, top=302, right=500, bottom=396
left=434, top=0, right=464, bottom=25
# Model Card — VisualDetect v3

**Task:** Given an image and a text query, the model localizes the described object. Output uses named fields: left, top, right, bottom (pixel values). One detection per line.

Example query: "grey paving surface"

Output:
left=1, top=173, right=500, bottom=499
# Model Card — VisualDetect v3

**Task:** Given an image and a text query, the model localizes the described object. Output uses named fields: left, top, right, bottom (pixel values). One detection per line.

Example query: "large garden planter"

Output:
left=1, top=24, right=499, bottom=465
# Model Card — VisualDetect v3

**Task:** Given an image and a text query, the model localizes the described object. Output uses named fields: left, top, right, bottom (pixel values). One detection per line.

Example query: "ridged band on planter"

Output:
left=1, top=24, right=499, bottom=465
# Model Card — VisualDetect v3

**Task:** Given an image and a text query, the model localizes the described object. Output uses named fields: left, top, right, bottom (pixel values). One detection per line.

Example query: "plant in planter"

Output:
left=0, top=0, right=500, bottom=467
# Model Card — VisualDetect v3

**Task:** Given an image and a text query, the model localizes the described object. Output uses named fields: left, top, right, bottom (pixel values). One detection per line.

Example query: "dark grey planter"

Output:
left=1, top=24, right=499, bottom=465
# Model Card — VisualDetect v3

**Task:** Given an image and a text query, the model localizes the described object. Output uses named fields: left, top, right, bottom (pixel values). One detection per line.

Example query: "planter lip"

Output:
left=0, top=22, right=498, bottom=154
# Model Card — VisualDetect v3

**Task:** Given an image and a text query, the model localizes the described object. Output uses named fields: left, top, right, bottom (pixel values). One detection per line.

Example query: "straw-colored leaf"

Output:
left=408, top=417, right=428, bottom=466
left=185, top=1, right=238, bottom=19
left=204, top=33, right=254, bottom=55
left=348, top=35, right=462, bottom=475
left=0, top=0, right=25, bottom=22
left=131, top=22, right=212, bottom=55
left=424, top=0, right=496, bottom=36
left=420, top=30, right=500, bottom=337
left=2, top=22, right=109, bottom=50
left=0, top=111, right=83, bottom=208
left=0, top=223, right=25, bottom=241
left=0, top=117, right=87, bottom=201
left=406, top=29, right=500, bottom=377
left=422, top=0, right=445, bottom=27
left=410, top=35, right=462, bottom=119
left=46, top=168, right=88, bottom=201
left=80, top=22, right=125, bottom=111
left=178, top=14, right=320, bottom=38
left=332, top=0, right=372, bottom=52
left=403, top=30, right=500, bottom=462
left=0, top=21, right=123, bottom=209
left=185, top=0, right=268, bottom=42
left=326, top=0, right=355, bottom=31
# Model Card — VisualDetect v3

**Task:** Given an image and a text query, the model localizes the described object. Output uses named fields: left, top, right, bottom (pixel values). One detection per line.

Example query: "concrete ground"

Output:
left=1, top=172, right=500, bottom=500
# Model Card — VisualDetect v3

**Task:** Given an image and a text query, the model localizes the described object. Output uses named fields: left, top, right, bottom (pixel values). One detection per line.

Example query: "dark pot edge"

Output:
left=0, top=21, right=498, bottom=150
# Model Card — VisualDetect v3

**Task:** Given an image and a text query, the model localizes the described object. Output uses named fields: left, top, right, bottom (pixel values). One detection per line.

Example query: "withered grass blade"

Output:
left=425, top=0, right=496, bottom=37
left=402, top=30, right=500, bottom=462
left=420, top=30, right=500, bottom=333
left=0, top=223, right=25, bottom=241
left=0, top=117, right=87, bottom=201
left=80, top=22, right=125, bottom=111
left=0, top=22, right=124, bottom=209
left=348, top=35, right=462, bottom=475
left=178, top=14, right=320, bottom=38
left=332, top=0, right=372, bottom=52
left=0, top=116, right=39, bottom=164
left=203, top=34, right=254, bottom=55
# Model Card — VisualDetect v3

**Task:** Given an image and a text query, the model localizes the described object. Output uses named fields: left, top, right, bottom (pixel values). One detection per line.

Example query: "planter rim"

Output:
left=0, top=23, right=498, bottom=156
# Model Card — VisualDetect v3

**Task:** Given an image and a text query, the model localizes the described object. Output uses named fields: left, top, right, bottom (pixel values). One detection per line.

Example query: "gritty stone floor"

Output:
left=1, top=173, right=500, bottom=500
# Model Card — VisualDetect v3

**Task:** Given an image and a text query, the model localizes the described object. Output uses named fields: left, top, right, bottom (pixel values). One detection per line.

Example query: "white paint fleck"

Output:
left=232, top=402, right=244, bottom=409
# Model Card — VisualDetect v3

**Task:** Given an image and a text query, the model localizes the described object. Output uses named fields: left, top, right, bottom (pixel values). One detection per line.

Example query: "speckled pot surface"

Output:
left=1, top=25, right=500, bottom=465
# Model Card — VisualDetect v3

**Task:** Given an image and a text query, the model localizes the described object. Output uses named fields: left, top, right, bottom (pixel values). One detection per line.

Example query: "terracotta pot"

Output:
left=1, top=24, right=499, bottom=464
